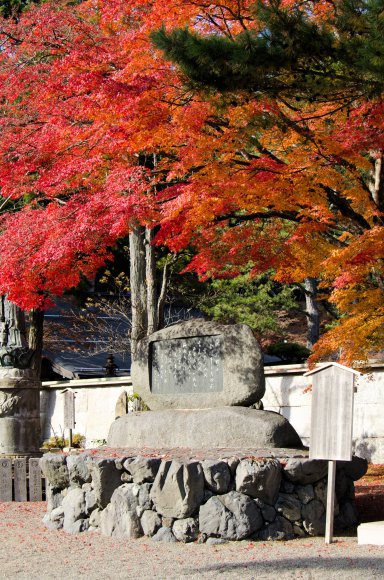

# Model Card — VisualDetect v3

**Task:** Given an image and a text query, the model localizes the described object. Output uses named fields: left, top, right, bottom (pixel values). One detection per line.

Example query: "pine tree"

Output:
left=152, top=0, right=384, bottom=102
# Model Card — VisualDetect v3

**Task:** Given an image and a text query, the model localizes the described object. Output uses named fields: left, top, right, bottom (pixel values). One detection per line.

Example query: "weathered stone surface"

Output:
left=115, top=391, right=128, bottom=419
left=62, top=488, right=86, bottom=533
left=314, top=480, right=327, bottom=505
left=108, top=408, right=303, bottom=449
left=152, top=527, right=177, bottom=543
left=302, top=499, right=326, bottom=536
left=202, top=460, right=231, bottom=494
left=115, top=457, right=131, bottom=470
left=172, top=518, right=199, bottom=543
left=296, top=484, right=315, bottom=504
left=293, top=523, right=307, bottom=537
left=43, top=512, right=63, bottom=531
left=280, top=479, right=295, bottom=494
left=334, top=501, right=358, bottom=529
left=206, top=537, right=228, bottom=545
left=124, top=457, right=161, bottom=484
left=236, top=459, right=282, bottom=505
left=224, top=457, right=240, bottom=476
left=89, top=508, right=101, bottom=528
left=99, top=484, right=142, bottom=539
left=67, top=518, right=90, bottom=534
left=89, top=459, right=122, bottom=509
left=161, top=516, right=175, bottom=528
left=140, top=510, right=161, bottom=537
left=50, top=506, right=64, bottom=522
left=275, top=494, right=302, bottom=522
left=40, top=454, right=69, bottom=490
left=67, top=455, right=91, bottom=486
left=338, top=456, right=368, bottom=481
left=313, top=480, right=340, bottom=516
left=46, top=484, right=65, bottom=512
left=137, top=483, right=153, bottom=510
left=199, top=492, right=263, bottom=540
left=335, top=470, right=349, bottom=500
left=85, top=489, right=97, bottom=513
left=131, top=321, right=265, bottom=410
left=0, top=384, right=41, bottom=455
left=150, top=460, right=204, bottom=519
left=256, top=515, right=294, bottom=541
left=284, top=459, right=328, bottom=485
left=254, top=498, right=277, bottom=523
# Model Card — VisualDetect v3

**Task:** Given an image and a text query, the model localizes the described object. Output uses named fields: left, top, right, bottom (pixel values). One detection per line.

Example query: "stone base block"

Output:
left=357, top=521, right=384, bottom=545
left=107, top=407, right=303, bottom=449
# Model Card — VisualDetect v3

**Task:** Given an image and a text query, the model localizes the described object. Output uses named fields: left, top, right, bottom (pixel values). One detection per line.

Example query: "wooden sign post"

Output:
left=304, top=363, right=359, bottom=544
left=62, top=388, right=76, bottom=449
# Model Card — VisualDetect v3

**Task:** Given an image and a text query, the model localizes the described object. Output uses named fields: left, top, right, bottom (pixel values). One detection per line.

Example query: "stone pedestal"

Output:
left=0, top=368, right=41, bottom=456
left=108, top=408, right=303, bottom=449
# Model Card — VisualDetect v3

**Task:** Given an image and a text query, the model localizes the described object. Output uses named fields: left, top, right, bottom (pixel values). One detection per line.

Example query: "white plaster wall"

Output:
left=40, top=377, right=133, bottom=447
left=41, top=365, right=384, bottom=463
left=263, top=364, right=384, bottom=464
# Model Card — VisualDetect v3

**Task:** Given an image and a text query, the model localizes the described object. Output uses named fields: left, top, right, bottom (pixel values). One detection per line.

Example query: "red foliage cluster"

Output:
left=0, top=0, right=382, bottom=363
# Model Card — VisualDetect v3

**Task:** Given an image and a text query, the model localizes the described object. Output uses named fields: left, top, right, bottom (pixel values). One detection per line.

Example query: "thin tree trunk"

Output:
left=304, top=277, right=320, bottom=349
left=28, top=308, right=44, bottom=378
left=157, top=257, right=169, bottom=330
left=129, top=226, right=147, bottom=358
left=145, top=227, right=158, bottom=335
left=369, top=151, right=384, bottom=212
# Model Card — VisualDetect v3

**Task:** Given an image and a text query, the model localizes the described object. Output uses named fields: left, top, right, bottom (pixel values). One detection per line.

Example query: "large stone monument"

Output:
left=108, top=321, right=302, bottom=449
left=0, top=296, right=41, bottom=456
left=42, top=320, right=366, bottom=543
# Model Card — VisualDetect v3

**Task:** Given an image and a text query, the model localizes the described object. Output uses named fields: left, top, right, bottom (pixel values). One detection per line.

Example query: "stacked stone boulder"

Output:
left=41, top=452, right=367, bottom=542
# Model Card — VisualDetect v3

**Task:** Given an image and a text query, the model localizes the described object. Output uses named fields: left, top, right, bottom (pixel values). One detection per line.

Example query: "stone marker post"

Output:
left=63, top=388, right=76, bottom=449
left=0, top=296, right=41, bottom=457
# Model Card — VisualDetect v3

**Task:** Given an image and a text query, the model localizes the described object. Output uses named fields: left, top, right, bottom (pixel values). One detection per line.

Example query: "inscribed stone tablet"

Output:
left=131, top=320, right=265, bottom=410
left=14, top=458, right=27, bottom=502
left=0, top=458, right=12, bottom=502
left=29, top=458, right=42, bottom=501
left=151, top=336, right=223, bottom=394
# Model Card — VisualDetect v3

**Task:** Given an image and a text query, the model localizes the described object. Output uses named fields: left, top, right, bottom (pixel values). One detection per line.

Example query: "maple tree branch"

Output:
left=321, top=185, right=371, bottom=232
left=215, top=210, right=300, bottom=225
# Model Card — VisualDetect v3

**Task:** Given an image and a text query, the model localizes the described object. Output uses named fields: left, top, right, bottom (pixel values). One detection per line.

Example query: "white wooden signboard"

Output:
left=305, top=362, right=359, bottom=544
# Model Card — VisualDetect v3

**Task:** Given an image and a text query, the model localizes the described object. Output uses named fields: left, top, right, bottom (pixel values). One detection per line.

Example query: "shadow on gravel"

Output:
left=184, top=556, right=384, bottom=576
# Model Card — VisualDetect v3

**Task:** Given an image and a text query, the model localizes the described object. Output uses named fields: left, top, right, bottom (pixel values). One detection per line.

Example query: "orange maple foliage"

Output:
left=0, top=0, right=382, bottom=365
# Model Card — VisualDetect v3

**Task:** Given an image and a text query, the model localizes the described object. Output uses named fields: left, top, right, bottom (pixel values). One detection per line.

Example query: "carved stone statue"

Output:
left=0, top=295, right=34, bottom=369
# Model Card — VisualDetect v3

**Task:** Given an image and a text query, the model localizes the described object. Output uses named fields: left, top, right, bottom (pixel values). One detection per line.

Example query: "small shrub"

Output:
left=128, top=392, right=150, bottom=411
left=266, top=341, right=310, bottom=363
left=42, top=433, right=85, bottom=450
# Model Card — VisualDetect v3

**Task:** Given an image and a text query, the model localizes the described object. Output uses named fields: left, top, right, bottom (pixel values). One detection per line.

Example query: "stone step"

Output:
left=357, top=521, right=384, bottom=545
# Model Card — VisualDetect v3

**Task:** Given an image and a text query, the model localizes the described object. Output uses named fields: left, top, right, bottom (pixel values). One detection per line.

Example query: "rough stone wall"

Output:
left=40, top=453, right=367, bottom=543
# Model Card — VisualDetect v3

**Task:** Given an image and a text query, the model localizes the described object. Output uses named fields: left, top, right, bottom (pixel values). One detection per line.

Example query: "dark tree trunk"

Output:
left=145, top=227, right=158, bottom=336
left=129, top=226, right=148, bottom=358
left=28, top=308, right=44, bottom=378
left=304, top=277, right=320, bottom=349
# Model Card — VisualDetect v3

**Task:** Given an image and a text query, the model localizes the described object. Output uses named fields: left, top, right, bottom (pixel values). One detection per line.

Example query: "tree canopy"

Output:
left=0, top=0, right=382, bottom=366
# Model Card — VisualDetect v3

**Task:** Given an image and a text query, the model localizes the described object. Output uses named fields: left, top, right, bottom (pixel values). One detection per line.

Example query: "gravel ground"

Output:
left=0, top=503, right=383, bottom=579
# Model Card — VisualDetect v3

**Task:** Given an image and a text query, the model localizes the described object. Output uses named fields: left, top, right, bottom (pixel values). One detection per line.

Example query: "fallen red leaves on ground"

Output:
left=355, top=464, right=384, bottom=523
